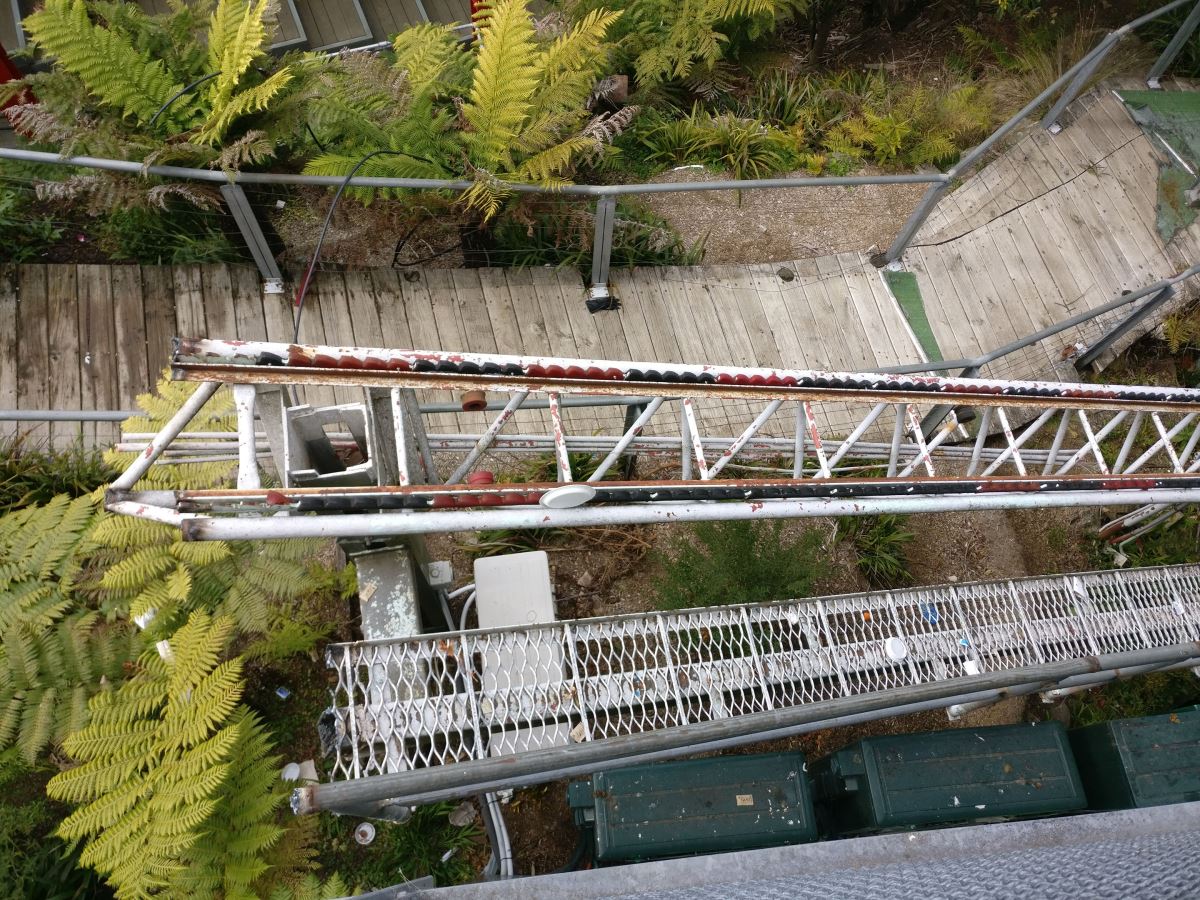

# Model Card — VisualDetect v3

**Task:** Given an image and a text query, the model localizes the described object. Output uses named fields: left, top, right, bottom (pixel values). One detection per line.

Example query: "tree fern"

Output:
left=23, top=0, right=182, bottom=124
left=48, top=611, right=286, bottom=900
left=0, top=612, right=142, bottom=761
left=0, top=495, right=98, bottom=634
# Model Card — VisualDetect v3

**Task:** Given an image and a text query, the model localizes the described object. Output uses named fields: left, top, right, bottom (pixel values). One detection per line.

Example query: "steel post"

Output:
left=590, top=195, right=617, bottom=302
left=878, top=180, right=950, bottom=265
left=1041, top=35, right=1118, bottom=132
left=1147, top=0, right=1200, bottom=87
left=1076, top=286, right=1177, bottom=371
left=219, top=184, right=284, bottom=293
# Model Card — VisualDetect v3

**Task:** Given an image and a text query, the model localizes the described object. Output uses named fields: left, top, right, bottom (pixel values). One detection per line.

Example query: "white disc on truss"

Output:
left=539, top=484, right=597, bottom=509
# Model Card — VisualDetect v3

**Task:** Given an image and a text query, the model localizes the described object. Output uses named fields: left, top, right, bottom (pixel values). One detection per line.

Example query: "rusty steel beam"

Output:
left=172, top=338, right=1200, bottom=413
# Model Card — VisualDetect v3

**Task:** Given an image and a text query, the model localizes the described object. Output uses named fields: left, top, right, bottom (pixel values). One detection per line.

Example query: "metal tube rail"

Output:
left=0, top=146, right=947, bottom=194
left=292, top=640, right=1200, bottom=813
left=180, top=488, right=1200, bottom=540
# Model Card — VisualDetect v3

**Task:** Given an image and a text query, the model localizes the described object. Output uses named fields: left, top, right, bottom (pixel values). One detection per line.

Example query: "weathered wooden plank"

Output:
left=0, top=269, right=18, bottom=440
left=111, top=265, right=150, bottom=412
left=424, top=269, right=469, bottom=353
left=835, top=252, right=898, bottom=367
left=747, top=264, right=808, bottom=370
left=231, top=266, right=268, bottom=341
left=527, top=268, right=574, bottom=357
left=367, top=269, right=412, bottom=348
left=200, top=265, right=237, bottom=341
left=343, top=271, right=386, bottom=348
left=78, top=264, right=118, bottom=446
left=451, top=269, right=498, bottom=355
left=141, top=267, right=177, bottom=382
left=1015, top=200, right=1091, bottom=321
left=173, top=266, right=207, bottom=339
left=608, top=272, right=658, bottom=362
left=718, top=266, right=783, bottom=369
left=18, top=266, right=51, bottom=445
left=990, top=216, right=1062, bottom=333
left=43, top=266, right=81, bottom=447
left=588, top=273, right=635, bottom=362
left=619, top=271, right=678, bottom=363
left=813, top=253, right=877, bottom=369
left=656, top=268, right=714, bottom=365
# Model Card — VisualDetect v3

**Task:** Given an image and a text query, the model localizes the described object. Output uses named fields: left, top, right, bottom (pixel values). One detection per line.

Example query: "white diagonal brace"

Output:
left=1055, top=411, right=1128, bottom=475
left=709, top=400, right=784, bottom=478
left=1152, top=413, right=1184, bottom=473
left=803, top=402, right=831, bottom=478
left=548, top=392, right=572, bottom=482
left=682, top=398, right=709, bottom=480
left=982, top=408, right=1056, bottom=477
left=825, top=402, right=889, bottom=472
left=447, top=390, right=529, bottom=484
left=1126, top=413, right=1197, bottom=474
left=589, top=397, right=664, bottom=482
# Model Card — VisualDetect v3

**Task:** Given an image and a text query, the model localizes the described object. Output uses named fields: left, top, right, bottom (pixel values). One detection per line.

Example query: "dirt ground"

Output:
left=640, top=165, right=930, bottom=265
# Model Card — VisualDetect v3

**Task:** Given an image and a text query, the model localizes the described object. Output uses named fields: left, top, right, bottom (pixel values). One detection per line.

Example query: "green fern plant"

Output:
left=15, top=0, right=296, bottom=171
left=47, top=611, right=286, bottom=900
left=0, top=611, right=142, bottom=762
left=303, top=0, right=623, bottom=218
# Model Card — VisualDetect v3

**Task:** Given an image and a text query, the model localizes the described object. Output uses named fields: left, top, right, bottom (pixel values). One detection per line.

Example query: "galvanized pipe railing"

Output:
left=879, top=0, right=1200, bottom=265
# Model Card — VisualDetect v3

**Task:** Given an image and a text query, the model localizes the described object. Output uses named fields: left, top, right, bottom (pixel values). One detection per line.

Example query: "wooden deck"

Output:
left=5, top=85, right=1200, bottom=451
left=0, top=254, right=926, bottom=447
left=908, top=86, right=1200, bottom=384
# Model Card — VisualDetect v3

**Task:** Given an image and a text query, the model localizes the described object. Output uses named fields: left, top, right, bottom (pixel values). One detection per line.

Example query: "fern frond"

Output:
left=462, top=0, right=540, bottom=170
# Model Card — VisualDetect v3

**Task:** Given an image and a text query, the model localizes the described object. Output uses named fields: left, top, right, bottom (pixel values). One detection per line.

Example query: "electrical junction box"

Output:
left=567, top=752, right=817, bottom=864
left=1070, top=709, right=1200, bottom=809
left=473, top=551, right=567, bottom=754
left=811, top=722, right=1086, bottom=835
left=473, top=551, right=555, bottom=629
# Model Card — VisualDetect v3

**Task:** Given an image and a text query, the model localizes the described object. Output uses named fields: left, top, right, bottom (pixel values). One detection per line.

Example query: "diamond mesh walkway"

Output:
left=322, top=565, right=1200, bottom=781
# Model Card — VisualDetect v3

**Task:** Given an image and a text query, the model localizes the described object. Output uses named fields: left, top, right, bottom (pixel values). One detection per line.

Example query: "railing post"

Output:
left=1075, top=286, right=1177, bottom=371
left=219, top=183, right=285, bottom=294
left=1147, top=0, right=1200, bottom=88
left=1041, top=34, right=1118, bottom=132
left=876, top=180, right=950, bottom=266
left=589, top=194, right=617, bottom=304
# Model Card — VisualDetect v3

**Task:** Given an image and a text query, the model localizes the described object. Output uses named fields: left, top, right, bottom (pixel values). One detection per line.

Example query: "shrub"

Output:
left=0, top=187, right=64, bottom=263
left=0, top=751, right=110, bottom=900
left=837, top=514, right=913, bottom=589
left=0, top=436, right=116, bottom=514
left=652, top=520, right=828, bottom=609
left=488, top=198, right=704, bottom=269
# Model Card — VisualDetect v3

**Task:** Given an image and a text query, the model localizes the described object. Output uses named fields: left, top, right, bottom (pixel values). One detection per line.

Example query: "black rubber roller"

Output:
left=502, top=364, right=523, bottom=376
left=414, top=360, right=436, bottom=372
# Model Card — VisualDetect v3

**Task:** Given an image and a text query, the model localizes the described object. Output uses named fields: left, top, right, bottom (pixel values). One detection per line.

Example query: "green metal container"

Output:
left=1070, top=709, right=1200, bottom=809
left=567, top=751, right=817, bottom=864
left=811, top=722, right=1086, bottom=834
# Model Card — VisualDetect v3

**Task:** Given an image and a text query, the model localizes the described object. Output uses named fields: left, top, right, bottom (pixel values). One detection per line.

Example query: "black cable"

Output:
left=551, top=823, right=594, bottom=873
left=149, top=72, right=220, bottom=127
left=304, top=122, right=327, bottom=153
left=292, top=148, right=402, bottom=344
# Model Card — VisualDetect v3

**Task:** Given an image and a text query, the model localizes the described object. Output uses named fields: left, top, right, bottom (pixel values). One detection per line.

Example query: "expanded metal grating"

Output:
left=321, top=565, right=1200, bottom=780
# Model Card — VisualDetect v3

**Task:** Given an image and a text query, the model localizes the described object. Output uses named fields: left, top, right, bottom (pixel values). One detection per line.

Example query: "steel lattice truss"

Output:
left=106, top=338, right=1200, bottom=539
left=321, top=565, right=1200, bottom=781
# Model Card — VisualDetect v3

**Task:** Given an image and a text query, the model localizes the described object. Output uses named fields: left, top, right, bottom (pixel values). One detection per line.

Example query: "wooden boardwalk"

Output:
left=4, top=85, right=1199, bottom=450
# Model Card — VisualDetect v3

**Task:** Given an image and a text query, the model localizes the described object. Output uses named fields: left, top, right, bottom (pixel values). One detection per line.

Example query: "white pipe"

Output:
left=110, top=381, right=220, bottom=490
left=180, top=487, right=1200, bottom=540
left=105, top=500, right=190, bottom=526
